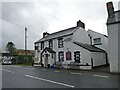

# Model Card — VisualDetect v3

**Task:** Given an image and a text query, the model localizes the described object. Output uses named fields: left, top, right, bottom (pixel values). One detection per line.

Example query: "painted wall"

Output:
left=91, top=52, right=106, bottom=67
left=107, top=23, right=119, bottom=73
left=73, top=27, right=90, bottom=44
left=64, top=40, right=91, bottom=65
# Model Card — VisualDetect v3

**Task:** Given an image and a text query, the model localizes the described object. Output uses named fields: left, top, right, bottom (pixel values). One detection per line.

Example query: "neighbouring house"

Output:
left=34, top=20, right=108, bottom=70
left=106, top=2, right=120, bottom=73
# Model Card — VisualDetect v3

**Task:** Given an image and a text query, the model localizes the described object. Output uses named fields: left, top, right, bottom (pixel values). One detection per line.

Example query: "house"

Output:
left=106, top=2, right=120, bottom=73
left=34, top=20, right=108, bottom=70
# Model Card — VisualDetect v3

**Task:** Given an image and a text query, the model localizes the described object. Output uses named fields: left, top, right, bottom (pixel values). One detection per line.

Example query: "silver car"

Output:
left=2, top=58, right=12, bottom=65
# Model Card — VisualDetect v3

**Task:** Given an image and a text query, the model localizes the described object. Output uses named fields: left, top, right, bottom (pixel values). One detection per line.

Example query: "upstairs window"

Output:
left=58, top=51, right=64, bottom=62
left=58, top=38, right=64, bottom=48
left=41, top=41, right=44, bottom=50
left=74, top=51, right=81, bottom=63
left=93, top=38, right=102, bottom=45
left=49, top=40, right=53, bottom=49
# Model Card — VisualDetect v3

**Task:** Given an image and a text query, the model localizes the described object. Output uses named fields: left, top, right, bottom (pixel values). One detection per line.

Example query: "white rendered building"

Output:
left=106, top=2, right=120, bottom=73
left=34, top=20, right=108, bottom=70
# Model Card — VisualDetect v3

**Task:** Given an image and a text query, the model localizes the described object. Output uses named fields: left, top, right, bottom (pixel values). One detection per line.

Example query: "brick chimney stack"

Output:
left=77, top=20, right=85, bottom=29
left=106, top=2, right=114, bottom=18
left=43, top=31, right=49, bottom=38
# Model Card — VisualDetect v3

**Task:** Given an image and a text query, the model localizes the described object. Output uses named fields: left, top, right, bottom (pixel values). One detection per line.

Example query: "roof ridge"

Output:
left=47, top=26, right=77, bottom=36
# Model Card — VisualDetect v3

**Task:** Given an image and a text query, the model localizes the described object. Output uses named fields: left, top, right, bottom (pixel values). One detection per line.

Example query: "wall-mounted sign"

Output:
left=64, top=38, right=71, bottom=42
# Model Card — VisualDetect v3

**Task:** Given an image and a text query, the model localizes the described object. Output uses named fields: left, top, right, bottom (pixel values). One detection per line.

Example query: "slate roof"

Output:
left=107, top=10, right=120, bottom=25
left=35, top=27, right=79, bottom=43
left=73, top=41, right=106, bottom=52
left=41, top=47, right=56, bottom=54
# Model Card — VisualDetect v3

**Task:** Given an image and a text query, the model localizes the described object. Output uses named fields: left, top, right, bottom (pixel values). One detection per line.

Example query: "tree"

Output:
left=6, top=42, right=16, bottom=55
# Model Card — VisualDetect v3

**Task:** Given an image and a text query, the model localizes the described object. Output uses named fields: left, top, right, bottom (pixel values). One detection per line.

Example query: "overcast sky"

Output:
left=0, top=0, right=119, bottom=51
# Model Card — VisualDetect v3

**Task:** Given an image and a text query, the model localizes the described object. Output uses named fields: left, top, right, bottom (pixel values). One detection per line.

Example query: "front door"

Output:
left=44, top=54, right=48, bottom=67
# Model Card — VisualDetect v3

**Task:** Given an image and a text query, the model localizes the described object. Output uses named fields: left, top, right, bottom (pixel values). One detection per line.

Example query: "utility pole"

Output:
left=25, top=27, right=27, bottom=63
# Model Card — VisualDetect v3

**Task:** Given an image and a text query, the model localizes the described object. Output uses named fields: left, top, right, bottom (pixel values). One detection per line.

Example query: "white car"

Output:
left=2, top=58, right=12, bottom=65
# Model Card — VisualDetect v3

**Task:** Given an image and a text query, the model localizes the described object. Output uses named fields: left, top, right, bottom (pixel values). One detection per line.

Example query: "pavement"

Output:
left=1, top=65, right=119, bottom=88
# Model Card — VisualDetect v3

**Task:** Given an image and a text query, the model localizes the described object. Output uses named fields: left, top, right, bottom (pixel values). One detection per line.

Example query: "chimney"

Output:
left=106, top=2, right=114, bottom=18
left=43, top=31, right=49, bottom=38
left=77, top=20, right=85, bottom=29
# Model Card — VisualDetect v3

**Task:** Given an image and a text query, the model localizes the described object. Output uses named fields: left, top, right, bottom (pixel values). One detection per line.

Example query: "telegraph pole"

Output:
left=25, top=27, right=27, bottom=63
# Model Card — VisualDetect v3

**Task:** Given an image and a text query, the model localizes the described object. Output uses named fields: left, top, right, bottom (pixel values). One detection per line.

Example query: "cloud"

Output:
left=1, top=0, right=119, bottom=50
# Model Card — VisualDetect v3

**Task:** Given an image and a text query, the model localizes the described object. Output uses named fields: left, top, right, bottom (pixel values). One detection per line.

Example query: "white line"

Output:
left=1, top=69, right=15, bottom=73
left=41, top=69, right=47, bottom=71
left=54, top=71, right=60, bottom=72
left=12, top=65, right=21, bottom=68
left=93, top=75, right=109, bottom=78
left=71, top=72, right=82, bottom=75
left=25, top=74, right=74, bottom=88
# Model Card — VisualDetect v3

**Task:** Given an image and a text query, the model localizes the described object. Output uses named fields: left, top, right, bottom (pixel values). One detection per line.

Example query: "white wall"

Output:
left=64, top=41, right=91, bottom=65
left=91, top=52, right=106, bottom=67
left=107, top=23, right=119, bottom=73
left=87, top=29, right=108, bottom=53
left=73, top=27, right=90, bottom=44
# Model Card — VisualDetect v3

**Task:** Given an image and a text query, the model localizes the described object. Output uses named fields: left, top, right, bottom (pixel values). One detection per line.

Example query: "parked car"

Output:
left=2, top=58, right=12, bottom=65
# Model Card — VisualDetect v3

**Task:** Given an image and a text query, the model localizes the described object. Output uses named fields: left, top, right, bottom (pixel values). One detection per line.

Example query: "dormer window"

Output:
left=41, top=41, right=44, bottom=50
left=58, top=38, right=64, bottom=48
left=49, top=40, right=53, bottom=49
left=93, top=38, right=102, bottom=45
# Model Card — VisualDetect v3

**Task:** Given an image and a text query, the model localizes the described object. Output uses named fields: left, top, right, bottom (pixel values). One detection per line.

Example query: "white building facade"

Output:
left=34, top=20, right=108, bottom=70
left=106, top=2, right=120, bottom=73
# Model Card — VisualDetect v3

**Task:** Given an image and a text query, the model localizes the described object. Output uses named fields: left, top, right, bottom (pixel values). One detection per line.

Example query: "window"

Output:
left=52, top=54, right=54, bottom=58
left=49, top=40, right=53, bottom=49
left=58, top=38, right=64, bottom=48
left=74, top=51, right=80, bottom=63
left=93, top=38, right=102, bottom=45
left=58, top=51, right=64, bottom=62
left=66, top=51, right=72, bottom=60
left=35, top=46, right=38, bottom=50
left=41, top=42, right=44, bottom=50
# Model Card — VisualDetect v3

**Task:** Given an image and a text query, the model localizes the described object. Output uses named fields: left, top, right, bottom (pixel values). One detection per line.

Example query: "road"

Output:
left=1, top=65, right=119, bottom=88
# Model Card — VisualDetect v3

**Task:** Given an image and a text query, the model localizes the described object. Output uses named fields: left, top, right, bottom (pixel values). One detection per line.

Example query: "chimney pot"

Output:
left=106, top=2, right=114, bottom=17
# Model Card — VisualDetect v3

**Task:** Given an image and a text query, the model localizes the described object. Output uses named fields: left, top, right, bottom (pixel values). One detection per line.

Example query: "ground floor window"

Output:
left=58, top=51, right=64, bottom=62
left=74, top=51, right=80, bottom=63
left=66, top=51, right=72, bottom=60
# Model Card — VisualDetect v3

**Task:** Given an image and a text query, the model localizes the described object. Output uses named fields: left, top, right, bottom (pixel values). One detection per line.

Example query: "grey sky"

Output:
left=0, top=0, right=119, bottom=51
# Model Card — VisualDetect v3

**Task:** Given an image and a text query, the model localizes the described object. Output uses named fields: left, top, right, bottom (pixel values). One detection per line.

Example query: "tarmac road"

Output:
left=1, top=65, right=119, bottom=88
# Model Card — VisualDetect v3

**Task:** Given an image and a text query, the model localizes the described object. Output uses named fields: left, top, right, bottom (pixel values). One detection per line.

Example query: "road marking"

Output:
left=11, top=65, right=35, bottom=70
left=41, top=69, right=47, bottom=71
left=1, top=69, right=15, bottom=73
left=11, top=65, right=21, bottom=68
left=71, top=72, right=82, bottom=75
left=54, top=71, right=60, bottom=72
left=25, top=74, right=74, bottom=88
left=93, top=75, right=109, bottom=78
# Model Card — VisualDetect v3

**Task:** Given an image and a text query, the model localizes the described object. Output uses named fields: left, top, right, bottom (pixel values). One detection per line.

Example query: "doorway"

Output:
left=44, top=54, right=48, bottom=67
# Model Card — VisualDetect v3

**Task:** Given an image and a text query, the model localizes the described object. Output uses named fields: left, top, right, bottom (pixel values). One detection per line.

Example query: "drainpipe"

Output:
left=88, top=34, right=92, bottom=45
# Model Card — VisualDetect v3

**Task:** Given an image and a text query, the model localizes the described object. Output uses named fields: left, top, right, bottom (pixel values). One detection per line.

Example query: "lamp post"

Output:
left=25, top=27, right=27, bottom=63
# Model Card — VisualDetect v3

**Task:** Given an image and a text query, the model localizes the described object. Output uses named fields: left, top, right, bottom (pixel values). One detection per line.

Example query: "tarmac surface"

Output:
left=1, top=65, right=119, bottom=88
